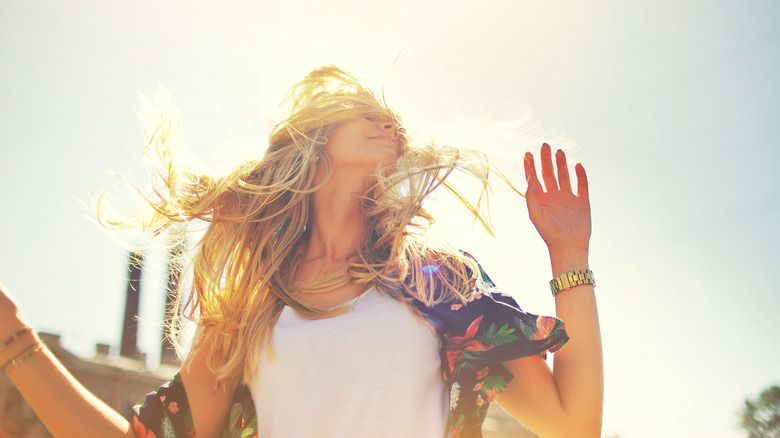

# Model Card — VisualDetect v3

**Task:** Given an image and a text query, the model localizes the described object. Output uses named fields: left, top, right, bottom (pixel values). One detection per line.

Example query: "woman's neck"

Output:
left=304, top=169, right=369, bottom=265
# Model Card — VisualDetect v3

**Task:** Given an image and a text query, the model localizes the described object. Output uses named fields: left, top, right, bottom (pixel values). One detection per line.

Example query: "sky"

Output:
left=1, top=1, right=779, bottom=436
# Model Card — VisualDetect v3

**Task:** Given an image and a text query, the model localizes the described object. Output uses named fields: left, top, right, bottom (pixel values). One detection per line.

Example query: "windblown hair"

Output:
left=103, top=66, right=518, bottom=388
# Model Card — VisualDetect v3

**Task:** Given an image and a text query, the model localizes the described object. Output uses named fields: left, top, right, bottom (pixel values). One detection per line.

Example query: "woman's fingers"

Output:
left=524, top=151, right=543, bottom=197
left=527, top=144, right=584, bottom=197
left=540, top=143, right=559, bottom=192
left=575, top=163, right=589, bottom=199
left=523, top=151, right=535, bottom=177
left=524, top=152, right=539, bottom=193
left=523, top=153, right=542, bottom=221
left=556, top=149, right=572, bottom=193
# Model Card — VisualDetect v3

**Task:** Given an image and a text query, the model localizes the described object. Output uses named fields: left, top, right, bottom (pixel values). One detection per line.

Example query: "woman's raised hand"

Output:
left=514, top=144, right=603, bottom=437
left=523, top=143, right=591, bottom=256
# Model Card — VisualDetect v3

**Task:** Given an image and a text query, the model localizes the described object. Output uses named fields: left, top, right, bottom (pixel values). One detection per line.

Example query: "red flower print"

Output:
left=485, top=387, right=498, bottom=402
left=474, top=382, right=484, bottom=391
left=451, top=303, right=462, bottom=311
left=446, top=316, right=492, bottom=372
left=476, top=367, right=489, bottom=380
left=452, top=426, right=462, bottom=438
left=133, top=416, right=157, bottom=438
left=534, top=316, right=556, bottom=341
left=476, top=394, right=484, bottom=406
left=168, top=401, right=179, bottom=415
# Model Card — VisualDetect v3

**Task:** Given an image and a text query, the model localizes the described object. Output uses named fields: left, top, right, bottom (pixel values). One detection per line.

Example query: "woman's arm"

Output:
left=0, top=285, right=135, bottom=438
left=496, top=144, right=603, bottom=437
left=497, top=282, right=602, bottom=437
left=178, top=329, right=235, bottom=438
left=0, top=285, right=237, bottom=438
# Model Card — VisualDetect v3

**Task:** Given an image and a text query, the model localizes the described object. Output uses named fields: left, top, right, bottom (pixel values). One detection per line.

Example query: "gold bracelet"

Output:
left=2, top=341, right=45, bottom=372
left=0, top=326, right=32, bottom=353
left=550, top=269, right=595, bottom=296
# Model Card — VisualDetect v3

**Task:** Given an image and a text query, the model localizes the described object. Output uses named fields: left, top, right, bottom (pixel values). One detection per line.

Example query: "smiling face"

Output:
left=325, top=116, right=401, bottom=172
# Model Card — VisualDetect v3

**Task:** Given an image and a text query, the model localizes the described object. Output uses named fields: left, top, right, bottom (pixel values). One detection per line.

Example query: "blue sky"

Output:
left=1, top=1, right=779, bottom=436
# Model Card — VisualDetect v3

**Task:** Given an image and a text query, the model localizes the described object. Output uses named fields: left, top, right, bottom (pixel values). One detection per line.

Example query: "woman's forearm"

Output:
left=1, top=319, right=134, bottom=438
left=548, top=248, right=604, bottom=435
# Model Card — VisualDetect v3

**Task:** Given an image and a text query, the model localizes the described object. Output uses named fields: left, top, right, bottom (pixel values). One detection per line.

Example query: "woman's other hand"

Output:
left=0, top=284, right=27, bottom=334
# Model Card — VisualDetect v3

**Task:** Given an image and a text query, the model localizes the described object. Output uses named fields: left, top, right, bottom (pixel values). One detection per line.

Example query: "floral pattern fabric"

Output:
left=132, top=255, right=568, bottom=438
left=132, top=373, right=257, bottom=438
left=414, top=255, right=569, bottom=437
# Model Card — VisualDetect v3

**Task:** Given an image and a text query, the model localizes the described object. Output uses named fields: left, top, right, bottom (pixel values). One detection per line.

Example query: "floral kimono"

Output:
left=132, top=256, right=568, bottom=438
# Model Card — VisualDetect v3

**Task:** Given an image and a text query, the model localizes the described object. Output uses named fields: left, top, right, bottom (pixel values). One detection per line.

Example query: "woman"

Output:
left=0, top=66, right=602, bottom=437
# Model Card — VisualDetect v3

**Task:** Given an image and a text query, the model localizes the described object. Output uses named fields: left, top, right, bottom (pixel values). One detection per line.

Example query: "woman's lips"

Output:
left=370, top=135, right=399, bottom=148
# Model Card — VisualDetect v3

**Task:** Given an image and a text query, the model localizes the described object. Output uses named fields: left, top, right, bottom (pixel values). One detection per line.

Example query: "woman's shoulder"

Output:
left=413, top=250, right=568, bottom=357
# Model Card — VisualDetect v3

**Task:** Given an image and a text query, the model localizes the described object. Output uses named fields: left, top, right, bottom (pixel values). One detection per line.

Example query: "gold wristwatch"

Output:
left=550, top=269, right=595, bottom=296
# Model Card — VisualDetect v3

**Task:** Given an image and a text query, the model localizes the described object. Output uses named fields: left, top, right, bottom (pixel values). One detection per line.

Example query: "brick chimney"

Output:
left=120, top=250, right=144, bottom=360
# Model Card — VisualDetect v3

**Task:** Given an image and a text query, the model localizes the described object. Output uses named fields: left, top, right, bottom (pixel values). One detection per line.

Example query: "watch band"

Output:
left=550, top=269, right=595, bottom=296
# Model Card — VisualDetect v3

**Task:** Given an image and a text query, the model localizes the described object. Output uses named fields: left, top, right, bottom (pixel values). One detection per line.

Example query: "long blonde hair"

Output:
left=103, top=66, right=518, bottom=388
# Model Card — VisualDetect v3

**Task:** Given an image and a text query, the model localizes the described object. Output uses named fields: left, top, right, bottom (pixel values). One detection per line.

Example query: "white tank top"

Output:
left=248, top=286, right=448, bottom=437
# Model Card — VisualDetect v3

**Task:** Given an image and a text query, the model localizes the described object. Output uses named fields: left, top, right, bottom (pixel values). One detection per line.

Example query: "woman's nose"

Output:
left=374, top=117, right=395, bottom=131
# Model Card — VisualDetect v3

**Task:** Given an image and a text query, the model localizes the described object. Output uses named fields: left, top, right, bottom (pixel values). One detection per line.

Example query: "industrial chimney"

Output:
left=120, top=250, right=144, bottom=360
left=161, top=228, right=185, bottom=366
